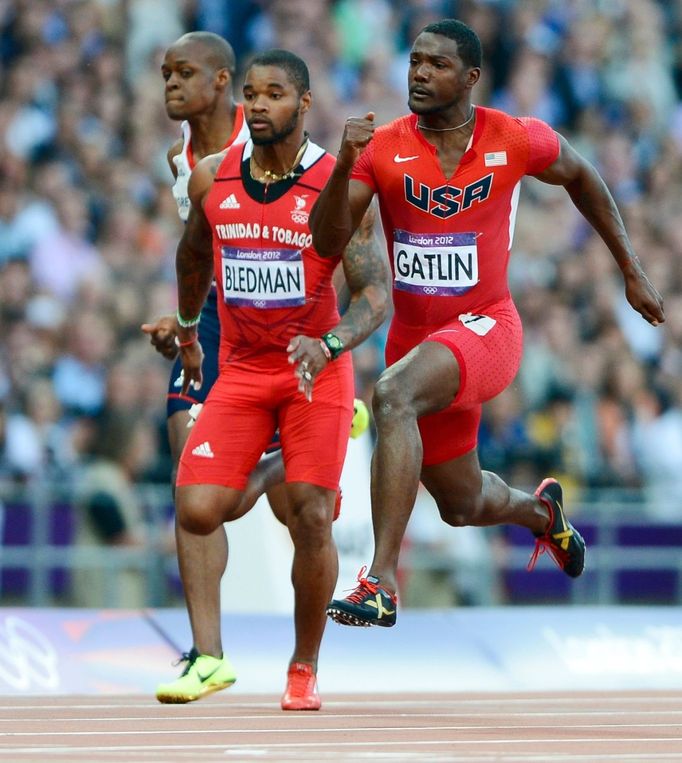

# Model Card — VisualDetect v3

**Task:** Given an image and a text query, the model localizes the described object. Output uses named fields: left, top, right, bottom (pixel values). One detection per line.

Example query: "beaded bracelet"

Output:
left=174, top=336, right=197, bottom=348
left=176, top=310, right=201, bottom=328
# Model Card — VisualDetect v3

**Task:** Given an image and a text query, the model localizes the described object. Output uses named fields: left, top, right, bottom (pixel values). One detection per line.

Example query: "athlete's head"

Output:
left=408, top=19, right=481, bottom=116
left=243, top=49, right=312, bottom=146
left=162, top=32, right=236, bottom=121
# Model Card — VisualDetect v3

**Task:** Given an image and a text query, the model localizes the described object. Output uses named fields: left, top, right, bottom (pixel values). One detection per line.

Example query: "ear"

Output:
left=299, top=90, right=312, bottom=114
left=466, top=67, right=481, bottom=88
left=215, top=67, right=231, bottom=91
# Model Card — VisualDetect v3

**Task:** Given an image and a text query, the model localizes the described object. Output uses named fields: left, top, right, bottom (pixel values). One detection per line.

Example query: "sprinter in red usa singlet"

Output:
left=311, top=19, right=664, bottom=630
left=172, top=49, right=389, bottom=710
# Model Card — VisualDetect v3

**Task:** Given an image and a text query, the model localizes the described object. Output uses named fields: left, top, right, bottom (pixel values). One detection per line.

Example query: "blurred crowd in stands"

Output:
left=1, top=0, right=682, bottom=529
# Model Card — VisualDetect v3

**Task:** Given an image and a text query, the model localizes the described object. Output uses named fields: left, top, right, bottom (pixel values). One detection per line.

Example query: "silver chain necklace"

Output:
left=417, top=106, right=475, bottom=132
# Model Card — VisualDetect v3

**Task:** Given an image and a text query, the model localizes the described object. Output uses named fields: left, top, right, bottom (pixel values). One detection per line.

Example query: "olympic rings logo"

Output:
left=290, top=212, right=308, bottom=224
left=253, top=300, right=267, bottom=308
left=422, top=286, right=438, bottom=295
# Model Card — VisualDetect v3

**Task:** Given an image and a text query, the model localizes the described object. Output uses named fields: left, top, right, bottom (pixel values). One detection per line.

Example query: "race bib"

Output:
left=459, top=312, right=496, bottom=336
left=393, top=229, right=478, bottom=296
left=221, top=246, right=305, bottom=308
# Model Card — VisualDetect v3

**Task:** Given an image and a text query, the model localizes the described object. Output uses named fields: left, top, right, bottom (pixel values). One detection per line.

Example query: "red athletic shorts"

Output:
left=386, top=297, right=523, bottom=466
left=177, top=352, right=354, bottom=491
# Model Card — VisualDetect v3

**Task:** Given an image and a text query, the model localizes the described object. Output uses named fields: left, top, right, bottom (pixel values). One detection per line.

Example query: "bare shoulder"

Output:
left=187, top=149, right=228, bottom=207
left=195, top=149, right=228, bottom=180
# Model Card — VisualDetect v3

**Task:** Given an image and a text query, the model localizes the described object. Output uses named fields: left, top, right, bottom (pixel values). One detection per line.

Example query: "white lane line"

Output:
left=389, top=757, right=682, bottom=762
left=4, top=709, right=682, bottom=723
left=3, top=753, right=681, bottom=763
left=2, top=696, right=682, bottom=712
left=325, top=698, right=682, bottom=708
left=3, top=738, right=682, bottom=753
left=0, top=692, right=682, bottom=721
left=2, top=723, right=682, bottom=738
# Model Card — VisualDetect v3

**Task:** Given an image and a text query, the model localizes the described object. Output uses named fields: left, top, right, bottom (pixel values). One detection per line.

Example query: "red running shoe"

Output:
left=281, top=662, right=321, bottom=711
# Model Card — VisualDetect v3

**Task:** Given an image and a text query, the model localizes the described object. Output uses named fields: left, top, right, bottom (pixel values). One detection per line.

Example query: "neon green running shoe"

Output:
left=156, top=648, right=236, bottom=704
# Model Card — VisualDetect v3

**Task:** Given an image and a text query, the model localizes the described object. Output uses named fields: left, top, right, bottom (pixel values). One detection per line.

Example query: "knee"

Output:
left=287, top=499, right=331, bottom=546
left=373, top=372, right=413, bottom=424
left=177, top=494, right=221, bottom=535
left=437, top=492, right=482, bottom=528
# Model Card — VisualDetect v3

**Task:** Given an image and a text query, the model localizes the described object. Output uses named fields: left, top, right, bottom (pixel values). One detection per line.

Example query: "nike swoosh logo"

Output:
left=394, top=154, right=419, bottom=163
left=197, top=665, right=220, bottom=683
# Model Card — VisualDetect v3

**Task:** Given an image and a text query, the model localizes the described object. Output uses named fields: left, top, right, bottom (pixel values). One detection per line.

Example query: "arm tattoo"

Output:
left=333, top=202, right=390, bottom=350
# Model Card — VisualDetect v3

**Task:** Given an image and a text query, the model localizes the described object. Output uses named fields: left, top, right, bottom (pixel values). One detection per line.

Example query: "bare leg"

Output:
left=421, top=451, right=550, bottom=532
left=168, top=413, right=229, bottom=656
left=367, top=404, right=422, bottom=590
left=365, top=340, right=551, bottom=593
left=264, top=483, right=290, bottom=525
left=174, top=518, right=226, bottom=655
left=232, top=450, right=289, bottom=524
left=285, top=482, right=338, bottom=668
left=367, top=343, right=460, bottom=593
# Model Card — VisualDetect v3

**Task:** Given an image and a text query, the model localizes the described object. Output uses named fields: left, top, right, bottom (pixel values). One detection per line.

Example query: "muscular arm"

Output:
left=287, top=202, right=390, bottom=398
left=309, top=172, right=374, bottom=258
left=175, top=154, right=220, bottom=333
left=536, top=134, right=664, bottom=325
left=309, top=113, right=377, bottom=258
left=331, top=200, right=390, bottom=351
left=174, top=152, right=223, bottom=392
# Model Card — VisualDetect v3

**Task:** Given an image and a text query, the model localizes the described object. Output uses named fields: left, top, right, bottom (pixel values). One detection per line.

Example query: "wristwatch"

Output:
left=321, top=332, right=344, bottom=360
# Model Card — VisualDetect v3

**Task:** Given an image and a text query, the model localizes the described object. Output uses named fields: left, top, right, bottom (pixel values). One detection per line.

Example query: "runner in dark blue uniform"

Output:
left=142, top=33, right=286, bottom=516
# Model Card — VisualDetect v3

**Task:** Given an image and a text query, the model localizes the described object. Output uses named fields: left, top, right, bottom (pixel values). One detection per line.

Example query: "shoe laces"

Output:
left=528, top=491, right=575, bottom=572
left=345, top=565, right=379, bottom=603
left=527, top=534, right=569, bottom=572
left=173, top=649, right=199, bottom=676
left=286, top=663, right=314, bottom=697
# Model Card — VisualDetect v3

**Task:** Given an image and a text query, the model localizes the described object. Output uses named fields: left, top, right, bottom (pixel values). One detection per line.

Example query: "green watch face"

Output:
left=323, top=333, right=343, bottom=359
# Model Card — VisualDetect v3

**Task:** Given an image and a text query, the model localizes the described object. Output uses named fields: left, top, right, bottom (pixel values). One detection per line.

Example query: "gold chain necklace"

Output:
left=250, top=138, right=309, bottom=183
left=417, top=106, right=475, bottom=132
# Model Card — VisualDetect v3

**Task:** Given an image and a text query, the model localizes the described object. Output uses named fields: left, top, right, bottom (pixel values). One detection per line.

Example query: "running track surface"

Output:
left=3, top=691, right=682, bottom=762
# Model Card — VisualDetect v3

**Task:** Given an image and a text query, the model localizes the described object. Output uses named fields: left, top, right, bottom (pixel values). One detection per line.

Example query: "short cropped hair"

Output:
left=420, top=19, right=482, bottom=69
left=179, top=31, right=236, bottom=76
left=248, top=49, right=310, bottom=95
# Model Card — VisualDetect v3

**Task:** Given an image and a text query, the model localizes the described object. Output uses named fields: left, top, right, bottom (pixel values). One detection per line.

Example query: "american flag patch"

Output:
left=484, top=151, right=507, bottom=167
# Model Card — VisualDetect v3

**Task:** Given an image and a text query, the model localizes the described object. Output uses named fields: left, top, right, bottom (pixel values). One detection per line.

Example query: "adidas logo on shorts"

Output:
left=219, top=193, right=240, bottom=209
left=191, top=441, right=214, bottom=458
